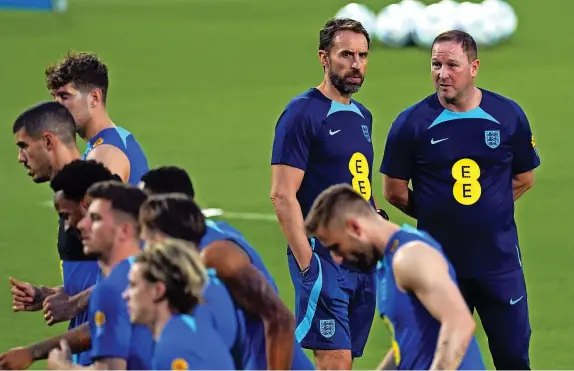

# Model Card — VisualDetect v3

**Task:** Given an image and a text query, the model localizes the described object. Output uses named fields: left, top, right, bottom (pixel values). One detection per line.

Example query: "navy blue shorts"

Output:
left=459, top=268, right=531, bottom=370
left=288, top=249, right=376, bottom=358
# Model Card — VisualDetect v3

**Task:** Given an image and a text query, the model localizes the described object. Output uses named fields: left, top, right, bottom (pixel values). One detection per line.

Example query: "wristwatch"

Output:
left=377, top=208, right=390, bottom=221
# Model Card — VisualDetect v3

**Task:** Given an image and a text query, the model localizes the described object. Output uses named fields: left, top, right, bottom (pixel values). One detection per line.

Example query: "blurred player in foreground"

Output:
left=9, top=101, right=95, bottom=366
left=304, top=184, right=485, bottom=370
left=380, top=30, right=539, bottom=369
left=124, top=238, right=236, bottom=370
left=1, top=172, right=142, bottom=370
left=141, top=170, right=253, bottom=368
left=139, top=187, right=313, bottom=369
left=48, top=181, right=153, bottom=370
left=46, top=51, right=149, bottom=184
left=271, top=18, right=377, bottom=369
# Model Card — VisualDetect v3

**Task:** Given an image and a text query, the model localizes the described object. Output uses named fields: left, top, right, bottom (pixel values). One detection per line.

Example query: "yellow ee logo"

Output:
left=531, top=136, right=536, bottom=148
left=94, top=311, right=106, bottom=327
left=171, top=358, right=189, bottom=370
left=93, top=137, right=104, bottom=147
left=452, top=158, right=481, bottom=206
left=348, top=152, right=371, bottom=201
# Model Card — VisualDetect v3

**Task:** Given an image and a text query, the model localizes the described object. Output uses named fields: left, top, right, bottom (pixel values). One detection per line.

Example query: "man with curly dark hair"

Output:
left=46, top=51, right=149, bottom=185
left=50, top=159, right=122, bottom=232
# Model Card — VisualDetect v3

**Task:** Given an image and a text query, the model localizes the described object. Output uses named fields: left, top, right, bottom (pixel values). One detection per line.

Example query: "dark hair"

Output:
left=135, top=238, right=206, bottom=314
left=141, top=166, right=195, bottom=198
left=12, top=101, right=76, bottom=145
left=87, top=181, right=148, bottom=221
left=45, top=51, right=109, bottom=104
left=50, top=160, right=119, bottom=202
left=432, top=30, right=478, bottom=61
left=139, top=194, right=206, bottom=244
left=305, top=183, right=376, bottom=236
left=319, top=17, right=370, bottom=51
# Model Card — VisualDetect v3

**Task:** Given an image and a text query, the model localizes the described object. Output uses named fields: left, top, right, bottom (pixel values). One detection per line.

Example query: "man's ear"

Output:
left=43, top=132, right=57, bottom=151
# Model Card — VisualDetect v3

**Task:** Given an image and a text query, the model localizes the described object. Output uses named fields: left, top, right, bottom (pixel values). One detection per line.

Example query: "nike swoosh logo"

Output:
left=431, top=138, right=448, bottom=144
left=510, top=296, right=524, bottom=305
left=329, top=129, right=341, bottom=135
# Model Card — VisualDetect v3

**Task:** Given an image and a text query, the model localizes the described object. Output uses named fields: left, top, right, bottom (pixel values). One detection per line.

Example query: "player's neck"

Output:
left=102, top=241, right=141, bottom=275
left=51, top=146, right=81, bottom=177
left=317, top=80, right=352, bottom=105
left=375, top=221, right=401, bottom=255
left=84, top=111, right=115, bottom=141
left=439, top=87, right=482, bottom=112
left=151, top=306, right=172, bottom=341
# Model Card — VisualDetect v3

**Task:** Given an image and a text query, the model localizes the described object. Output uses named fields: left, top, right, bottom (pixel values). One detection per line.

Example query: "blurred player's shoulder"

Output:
left=103, top=258, right=133, bottom=288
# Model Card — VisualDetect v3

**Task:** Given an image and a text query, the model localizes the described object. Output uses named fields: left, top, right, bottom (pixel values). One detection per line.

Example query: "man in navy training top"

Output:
left=304, top=184, right=485, bottom=370
left=380, top=30, right=540, bottom=370
left=7, top=101, right=97, bottom=367
left=46, top=51, right=149, bottom=184
left=271, top=18, right=379, bottom=369
left=48, top=181, right=153, bottom=370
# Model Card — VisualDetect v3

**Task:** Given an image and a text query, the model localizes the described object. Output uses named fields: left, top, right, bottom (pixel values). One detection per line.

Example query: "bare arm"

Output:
left=202, top=241, right=295, bottom=370
left=29, top=322, right=91, bottom=361
left=383, top=175, right=416, bottom=219
left=270, top=165, right=313, bottom=270
left=48, top=358, right=126, bottom=370
left=393, top=242, right=475, bottom=370
left=71, top=286, right=94, bottom=314
left=377, top=348, right=396, bottom=370
left=87, top=144, right=130, bottom=183
left=513, top=170, right=535, bottom=201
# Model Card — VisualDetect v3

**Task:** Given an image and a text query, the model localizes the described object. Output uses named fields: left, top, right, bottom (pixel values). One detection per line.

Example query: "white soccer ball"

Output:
left=398, top=0, right=426, bottom=18
left=481, top=0, right=518, bottom=42
left=413, top=3, right=459, bottom=49
left=436, top=0, right=460, bottom=18
left=456, top=2, right=501, bottom=47
left=373, top=4, right=412, bottom=47
left=335, top=3, right=377, bottom=38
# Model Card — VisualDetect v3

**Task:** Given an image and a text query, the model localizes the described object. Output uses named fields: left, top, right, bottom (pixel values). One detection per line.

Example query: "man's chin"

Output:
left=83, top=247, right=101, bottom=258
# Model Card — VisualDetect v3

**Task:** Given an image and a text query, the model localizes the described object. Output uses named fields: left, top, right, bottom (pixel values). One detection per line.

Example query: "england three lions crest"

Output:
left=320, top=319, right=336, bottom=338
left=361, top=125, right=371, bottom=143
left=485, top=130, right=500, bottom=149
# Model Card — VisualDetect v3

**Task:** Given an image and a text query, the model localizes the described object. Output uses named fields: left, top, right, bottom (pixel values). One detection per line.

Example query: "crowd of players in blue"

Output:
left=0, top=15, right=540, bottom=371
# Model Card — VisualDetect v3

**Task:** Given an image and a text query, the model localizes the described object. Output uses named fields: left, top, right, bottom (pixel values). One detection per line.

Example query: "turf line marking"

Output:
left=40, top=201, right=277, bottom=222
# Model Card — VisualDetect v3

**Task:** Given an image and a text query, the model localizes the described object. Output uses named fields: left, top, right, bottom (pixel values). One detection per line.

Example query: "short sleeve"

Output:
left=379, top=109, right=415, bottom=180
left=271, top=103, right=313, bottom=171
left=89, top=283, right=132, bottom=361
left=510, top=104, right=541, bottom=174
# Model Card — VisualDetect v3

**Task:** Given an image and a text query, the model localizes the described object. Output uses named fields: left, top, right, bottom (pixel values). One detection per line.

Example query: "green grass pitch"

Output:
left=0, top=0, right=571, bottom=369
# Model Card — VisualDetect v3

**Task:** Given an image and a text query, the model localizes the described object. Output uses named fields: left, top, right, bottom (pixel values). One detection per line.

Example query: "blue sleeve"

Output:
left=510, top=104, right=540, bottom=174
left=90, top=282, right=131, bottom=361
left=379, top=109, right=415, bottom=180
left=271, top=102, right=314, bottom=171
